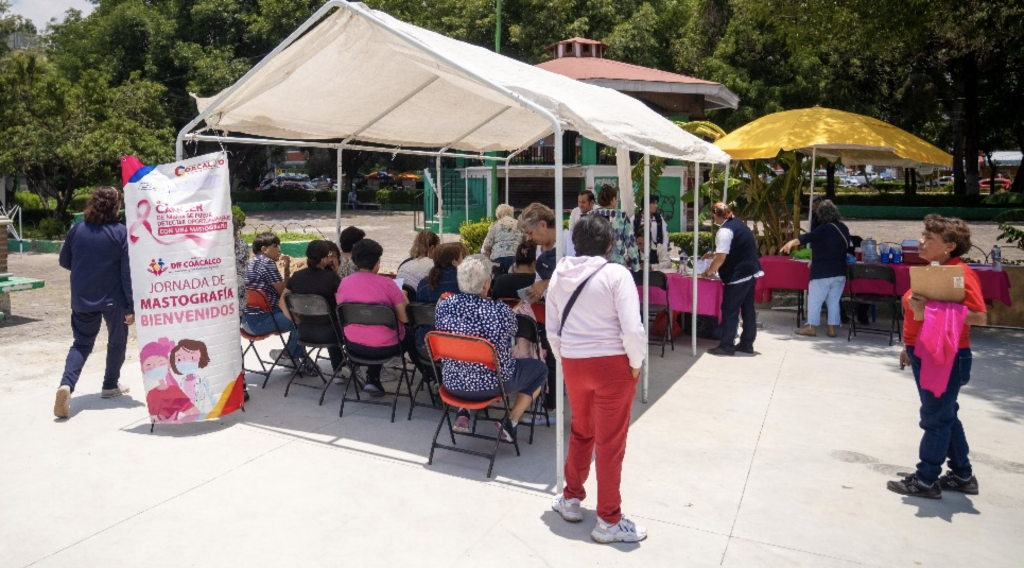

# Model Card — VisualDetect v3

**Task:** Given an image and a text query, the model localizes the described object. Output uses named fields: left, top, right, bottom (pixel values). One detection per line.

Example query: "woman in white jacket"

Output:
left=545, top=214, right=648, bottom=544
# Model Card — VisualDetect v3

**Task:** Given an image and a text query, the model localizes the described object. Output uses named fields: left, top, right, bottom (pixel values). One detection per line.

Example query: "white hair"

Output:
left=457, top=254, right=493, bottom=295
left=495, top=203, right=514, bottom=219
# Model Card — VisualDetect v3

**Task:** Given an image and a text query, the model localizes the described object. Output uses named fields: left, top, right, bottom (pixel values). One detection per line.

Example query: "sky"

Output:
left=11, top=0, right=96, bottom=30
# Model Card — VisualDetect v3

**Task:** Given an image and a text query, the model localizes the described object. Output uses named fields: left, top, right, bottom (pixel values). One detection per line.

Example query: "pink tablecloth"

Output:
left=638, top=273, right=724, bottom=321
left=756, top=256, right=1012, bottom=307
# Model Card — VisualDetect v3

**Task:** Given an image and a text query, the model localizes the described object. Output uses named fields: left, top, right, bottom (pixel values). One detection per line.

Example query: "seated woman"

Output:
left=482, top=204, right=523, bottom=273
left=513, top=240, right=537, bottom=274
left=417, top=242, right=467, bottom=303
left=242, top=232, right=307, bottom=369
left=434, top=255, right=547, bottom=442
left=336, top=239, right=416, bottom=396
left=396, top=230, right=439, bottom=290
left=337, top=226, right=365, bottom=280
left=281, top=240, right=344, bottom=373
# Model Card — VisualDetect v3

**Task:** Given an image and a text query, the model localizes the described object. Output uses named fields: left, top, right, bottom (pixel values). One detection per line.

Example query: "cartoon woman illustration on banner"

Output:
left=141, top=338, right=199, bottom=422
left=170, top=339, right=215, bottom=415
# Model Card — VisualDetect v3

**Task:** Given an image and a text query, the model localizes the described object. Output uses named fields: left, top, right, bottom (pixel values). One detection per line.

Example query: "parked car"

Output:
left=979, top=177, right=1012, bottom=191
left=931, top=175, right=954, bottom=187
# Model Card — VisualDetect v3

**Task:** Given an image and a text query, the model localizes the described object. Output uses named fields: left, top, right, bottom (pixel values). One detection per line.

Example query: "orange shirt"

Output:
left=903, top=257, right=986, bottom=348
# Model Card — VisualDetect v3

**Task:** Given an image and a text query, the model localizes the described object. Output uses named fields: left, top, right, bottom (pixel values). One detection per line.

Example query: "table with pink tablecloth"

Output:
left=638, top=273, right=724, bottom=321
left=755, top=256, right=1012, bottom=307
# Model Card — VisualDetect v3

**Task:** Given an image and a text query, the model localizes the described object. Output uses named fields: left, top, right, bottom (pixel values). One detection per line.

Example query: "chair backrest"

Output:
left=402, top=284, right=418, bottom=303
left=284, top=293, right=333, bottom=326
left=407, top=302, right=437, bottom=328
left=848, top=263, right=896, bottom=285
left=633, top=269, right=668, bottom=291
left=424, top=331, right=498, bottom=371
left=245, top=287, right=273, bottom=313
left=492, top=273, right=536, bottom=300
left=337, top=303, right=400, bottom=332
left=514, top=313, right=539, bottom=342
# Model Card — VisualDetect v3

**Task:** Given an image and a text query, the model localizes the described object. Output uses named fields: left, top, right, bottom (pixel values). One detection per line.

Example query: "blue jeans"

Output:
left=61, top=309, right=129, bottom=392
left=447, top=358, right=548, bottom=401
left=807, top=275, right=845, bottom=326
left=906, top=346, right=973, bottom=485
left=243, top=308, right=304, bottom=360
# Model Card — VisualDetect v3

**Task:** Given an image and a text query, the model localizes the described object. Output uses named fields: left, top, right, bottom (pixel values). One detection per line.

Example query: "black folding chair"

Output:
left=847, top=264, right=903, bottom=346
left=336, top=303, right=416, bottom=422
left=424, top=331, right=521, bottom=478
left=283, top=293, right=345, bottom=404
left=240, top=288, right=290, bottom=389
left=402, top=284, right=418, bottom=303
left=492, top=273, right=536, bottom=301
left=633, top=270, right=675, bottom=357
left=406, top=302, right=441, bottom=418
left=513, top=313, right=550, bottom=444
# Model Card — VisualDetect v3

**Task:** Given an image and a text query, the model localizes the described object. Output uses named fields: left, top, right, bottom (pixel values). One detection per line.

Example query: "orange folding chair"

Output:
left=240, top=288, right=291, bottom=389
left=424, top=331, right=520, bottom=478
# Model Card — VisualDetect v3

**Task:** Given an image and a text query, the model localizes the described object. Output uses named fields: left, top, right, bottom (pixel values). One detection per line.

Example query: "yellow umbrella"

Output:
left=715, top=106, right=951, bottom=167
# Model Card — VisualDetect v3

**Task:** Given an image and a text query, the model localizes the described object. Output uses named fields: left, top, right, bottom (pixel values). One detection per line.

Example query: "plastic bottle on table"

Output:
left=679, top=251, right=689, bottom=275
left=862, top=236, right=879, bottom=263
left=992, top=244, right=1002, bottom=272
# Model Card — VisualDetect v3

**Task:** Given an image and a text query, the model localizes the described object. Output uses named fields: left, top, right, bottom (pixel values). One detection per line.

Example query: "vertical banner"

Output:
left=122, top=152, right=245, bottom=424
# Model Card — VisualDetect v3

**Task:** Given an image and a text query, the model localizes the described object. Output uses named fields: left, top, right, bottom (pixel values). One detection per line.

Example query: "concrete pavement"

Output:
left=2, top=308, right=1023, bottom=567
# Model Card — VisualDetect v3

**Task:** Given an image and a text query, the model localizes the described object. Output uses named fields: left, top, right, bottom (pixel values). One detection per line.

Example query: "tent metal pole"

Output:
left=504, top=158, right=510, bottom=204
left=464, top=166, right=469, bottom=228
left=553, top=123, right=565, bottom=495
left=724, top=161, right=730, bottom=204
left=436, top=155, right=444, bottom=243
left=185, top=134, right=509, bottom=162
left=335, top=147, right=343, bottom=242
left=809, top=147, right=816, bottom=227
left=692, top=162, right=700, bottom=357
left=174, top=0, right=344, bottom=159
left=642, top=154, right=650, bottom=404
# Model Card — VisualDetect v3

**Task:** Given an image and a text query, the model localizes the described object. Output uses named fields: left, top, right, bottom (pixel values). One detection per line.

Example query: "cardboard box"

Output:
left=909, top=264, right=966, bottom=320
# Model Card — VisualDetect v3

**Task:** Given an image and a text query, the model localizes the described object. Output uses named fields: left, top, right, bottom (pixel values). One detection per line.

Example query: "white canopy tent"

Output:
left=177, top=1, right=731, bottom=490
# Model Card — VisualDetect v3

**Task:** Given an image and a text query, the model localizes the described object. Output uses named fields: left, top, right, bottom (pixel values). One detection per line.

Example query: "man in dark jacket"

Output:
left=700, top=202, right=762, bottom=356
left=54, top=186, right=135, bottom=418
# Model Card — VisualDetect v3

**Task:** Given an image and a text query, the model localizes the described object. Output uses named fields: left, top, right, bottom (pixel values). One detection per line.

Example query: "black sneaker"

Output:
left=363, top=376, right=386, bottom=398
left=706, top=346, right=735, bottom=356
left=938, top=472, right=979, bottom=495
left=496, top=417, right=517, bottom=443
left=736, top=345, right=756, bottom=354
left=886, top=474, right=942, bottom=499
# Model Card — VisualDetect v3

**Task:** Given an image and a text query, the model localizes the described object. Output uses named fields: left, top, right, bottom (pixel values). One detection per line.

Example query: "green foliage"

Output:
left=240, top=231, right=319, bottom=244
left=375, top=187, right=417, bottom=205
left=668, top=231, right=715, bottom=255
left=832, top=194, right=994, bottom=207
left=459, top=218, right=494, bottom=255
left=231, top=205, right=246, bottom=231
left=994, top=209, right=1024, bottom=252
left=37, top=218, right=67, bottom=239
left=731, top=152, right=805, bottom=254
left=13, top=191, right=44, bottom=210
left=983, top=192, right=1024, bottom=206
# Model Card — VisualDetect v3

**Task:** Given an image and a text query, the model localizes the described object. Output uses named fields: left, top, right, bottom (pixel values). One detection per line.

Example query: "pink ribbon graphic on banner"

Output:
left=129, top=199, right=217, bottom=249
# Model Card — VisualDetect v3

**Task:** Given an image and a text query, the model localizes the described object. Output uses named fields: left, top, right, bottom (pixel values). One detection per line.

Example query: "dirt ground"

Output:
left=2, top=211, right=1019, bottom=391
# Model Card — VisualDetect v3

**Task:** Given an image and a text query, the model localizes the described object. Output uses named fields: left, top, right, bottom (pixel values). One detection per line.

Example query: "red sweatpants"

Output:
left=561, top=354, right=637, bottom=524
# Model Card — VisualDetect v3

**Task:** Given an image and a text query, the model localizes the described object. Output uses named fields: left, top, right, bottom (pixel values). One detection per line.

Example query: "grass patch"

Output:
left=240, top=232, right=323, bottom=244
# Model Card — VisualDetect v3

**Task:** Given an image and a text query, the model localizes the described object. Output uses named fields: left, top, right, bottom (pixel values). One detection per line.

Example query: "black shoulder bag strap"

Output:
left=557, top=263, right=608, bottom=337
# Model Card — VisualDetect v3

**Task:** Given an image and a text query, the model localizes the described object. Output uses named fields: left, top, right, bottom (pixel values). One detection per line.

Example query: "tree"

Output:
left=0, top=52, right=173, bottom=219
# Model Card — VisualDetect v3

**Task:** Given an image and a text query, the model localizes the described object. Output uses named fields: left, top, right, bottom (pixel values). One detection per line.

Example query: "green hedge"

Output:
left=668, top=231, right=714, bottom=255
left=460, top=218, right=493, bottom=254
left=232, top=189, right=382, bottom=204
left=375, top=187, right=418, bottom=205
left=821, top=193, right=996, bottom=207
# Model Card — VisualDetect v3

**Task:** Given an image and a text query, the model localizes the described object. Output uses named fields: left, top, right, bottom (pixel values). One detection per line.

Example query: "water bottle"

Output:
left=992, top=244, right=1002, bottom=272
left=679, top=251, right=689, bottom=275
left=862, top=236, right=879, bottom=263
left=893, top=245, right=902, bottom=264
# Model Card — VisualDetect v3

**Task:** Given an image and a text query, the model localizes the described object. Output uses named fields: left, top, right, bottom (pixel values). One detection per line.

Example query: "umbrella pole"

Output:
left=692, top=162, right=700, bottom=357
left=809, top=147, right=816, bottom=228
left=335, top=147, right=343, bottom=243
left=724, top=161, right=730, bottom=204
left=642, top=154, right=650, bottom=404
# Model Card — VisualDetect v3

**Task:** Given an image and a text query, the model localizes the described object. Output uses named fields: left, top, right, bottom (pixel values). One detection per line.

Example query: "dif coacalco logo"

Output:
left=174, top=157, right=226, bottom=177
left=147, top=256, right=222, bottom=277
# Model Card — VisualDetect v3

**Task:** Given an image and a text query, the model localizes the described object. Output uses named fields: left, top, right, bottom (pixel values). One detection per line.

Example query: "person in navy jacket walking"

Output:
left=54, top=186, right=135, bottom=419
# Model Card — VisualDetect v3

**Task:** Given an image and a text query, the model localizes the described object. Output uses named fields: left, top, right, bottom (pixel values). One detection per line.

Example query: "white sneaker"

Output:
left=520, top=412, right=555, bottom=426
left=591, top=515, right=647, bottom=544
left=269, top=349, right=286, bottom=362
left=551, top=495, right=583, bottom=522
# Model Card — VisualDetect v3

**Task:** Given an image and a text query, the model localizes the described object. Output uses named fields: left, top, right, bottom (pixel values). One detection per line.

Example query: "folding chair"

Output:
left=424, top=331, right=521, bottom=478
left=406, top=302, right=441, bottom=419
left=240, top=288, right=290, bottom=389
left=513, top=313, right=550, bottom=444
left=633, top=269, right=675, bottom=357
left=847, top=264, right=903, bottom=346
left=492, top=273, right=536, bottom=302
left=283, top=293, right=345, bottom=404
left=336, top=303, right=416, bottom=422
left=402, top=284, right=418, bottom=303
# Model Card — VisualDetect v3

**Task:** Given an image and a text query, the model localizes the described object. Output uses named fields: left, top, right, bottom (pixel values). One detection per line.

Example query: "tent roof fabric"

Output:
left=714, top=107, right=951, bottom=167
left=193, top=2, right=729, bottom=165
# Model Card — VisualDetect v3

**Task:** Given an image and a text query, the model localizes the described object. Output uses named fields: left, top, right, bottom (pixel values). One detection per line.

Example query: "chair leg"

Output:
left=428, top=404, right=451, bottom=466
